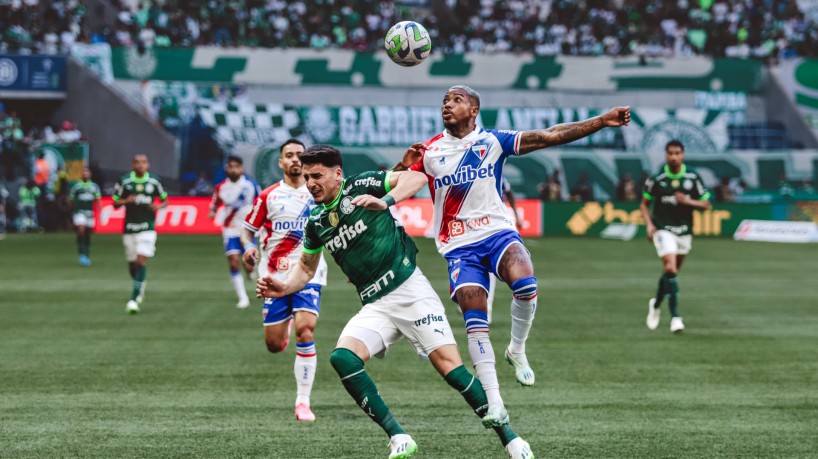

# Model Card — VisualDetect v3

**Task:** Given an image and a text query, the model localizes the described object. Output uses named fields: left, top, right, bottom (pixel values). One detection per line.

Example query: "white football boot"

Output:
left=670, top=317, right=685, bottom=333
left=126, top=300, right=140, bottom=314
left=505, top=348, right=535, bottom=386
left=388, top=434, right=417, bottom=459
left=646, top=298, right=661, bottom=330
left=506, top=437, right=535, bottom=459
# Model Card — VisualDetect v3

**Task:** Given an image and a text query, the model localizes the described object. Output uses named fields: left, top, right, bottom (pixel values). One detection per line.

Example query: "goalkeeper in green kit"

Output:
left=256, top=145, right=533, bottom=459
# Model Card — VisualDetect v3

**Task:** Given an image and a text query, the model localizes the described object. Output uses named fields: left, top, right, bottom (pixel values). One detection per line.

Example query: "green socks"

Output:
left=444, top=365, right=518, bottom=447
left=666, top=273, right=679, bottom=317
left=330, top=348, right=405, bottom=437
left=654, top=273, right=667, bottom=307
left=76, top=233, right=91, bottom=256
left=131, top=265, right=146, bottom=301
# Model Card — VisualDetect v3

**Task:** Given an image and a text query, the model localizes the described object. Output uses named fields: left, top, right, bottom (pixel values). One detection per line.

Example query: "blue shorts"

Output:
left=263, top=284, right=322, bottom=326
left=224, top=236, right=243, bottom=255
left=444, top=230, right=525, bottom=302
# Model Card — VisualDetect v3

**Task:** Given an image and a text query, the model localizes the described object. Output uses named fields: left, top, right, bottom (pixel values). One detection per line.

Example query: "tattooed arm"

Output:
left=518, top=106, right=630, bottom=155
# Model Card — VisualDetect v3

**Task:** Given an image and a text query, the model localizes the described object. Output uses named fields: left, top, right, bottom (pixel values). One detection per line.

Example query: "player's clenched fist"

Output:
left=601, top=106, right=630, bottom=127
left=243, top=247, right=259, bottom=272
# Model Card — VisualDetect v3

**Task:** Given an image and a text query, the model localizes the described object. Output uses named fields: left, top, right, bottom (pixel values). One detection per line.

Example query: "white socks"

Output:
left=509, top=277, right=538, bottom=355
left=294, top=341, right=317, bottom=406
left=467, top=331, right=503, bottom=407
left=230, top=271, right=249, bottom=303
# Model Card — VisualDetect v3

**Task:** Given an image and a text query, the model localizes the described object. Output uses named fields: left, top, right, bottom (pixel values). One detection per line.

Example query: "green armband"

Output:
left=382, top=195, right=396, bottom=207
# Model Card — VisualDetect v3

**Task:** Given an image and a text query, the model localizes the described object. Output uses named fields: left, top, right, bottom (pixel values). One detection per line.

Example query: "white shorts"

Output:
left=653, top=230, right=692, bottom=257
left=339, top=268, right=457, bottom=359
left=72, top=213, right=94, bottom=228
left=123, top=231, right=157, bottom=261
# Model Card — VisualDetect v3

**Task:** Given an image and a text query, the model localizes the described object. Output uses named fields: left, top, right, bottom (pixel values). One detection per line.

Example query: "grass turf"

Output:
left=1, top=234, right=816, bottom=458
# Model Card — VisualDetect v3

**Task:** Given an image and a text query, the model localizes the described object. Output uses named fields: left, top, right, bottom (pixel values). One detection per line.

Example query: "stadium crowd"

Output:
left=1, top=0, right=816, bottom=58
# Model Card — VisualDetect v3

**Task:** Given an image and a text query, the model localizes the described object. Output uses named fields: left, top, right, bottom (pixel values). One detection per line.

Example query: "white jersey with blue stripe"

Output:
left=411, top=126, right=522, bottom=255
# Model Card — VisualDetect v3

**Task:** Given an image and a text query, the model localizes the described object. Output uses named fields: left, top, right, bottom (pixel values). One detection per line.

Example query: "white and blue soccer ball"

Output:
left=384, top=21, right=432, bottom=67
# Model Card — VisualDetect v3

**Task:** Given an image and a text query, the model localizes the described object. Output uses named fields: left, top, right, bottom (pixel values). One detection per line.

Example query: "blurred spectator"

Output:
left=801, top=179, right=816, bottom=194
left=729, top=178, right=747, bottom=198
left=56, top=120, right=82, bottom=142
left=14, top=0, right=801, bottom=59
left=615, top=173, right=638, bottom=201
left=53, top=166, right=72, bottom=230
left=0, top=181, right=8, bottom=235
left=713, top=176, right=734, bottom=202
left=538, top=170, right=562, bottom=201
left=17, top=178, right=40, bottom=232
left=777, top=174, right=795, bottom=198
left=571, top=171, right=594, bottom=202
left=189, top=172, right=213, bottom=196
left=33, top=152, right=50, bottom=192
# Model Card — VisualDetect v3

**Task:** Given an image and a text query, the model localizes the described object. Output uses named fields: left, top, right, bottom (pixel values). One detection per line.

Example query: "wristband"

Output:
left=244, top=242, right=257, bottom=251
left=382, top=195, right=396, bottom=207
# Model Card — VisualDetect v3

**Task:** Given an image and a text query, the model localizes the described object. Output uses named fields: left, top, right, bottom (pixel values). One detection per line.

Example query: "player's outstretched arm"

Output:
left=352, top=170, right=427, bottom=210
left=256, top=251, right=320, bottom=298
left=518, top=106, right=630, bottom=155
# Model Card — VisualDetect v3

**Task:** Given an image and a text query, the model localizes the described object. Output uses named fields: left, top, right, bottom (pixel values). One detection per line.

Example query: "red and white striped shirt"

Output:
left=210, top=175, right=260, bottom=238
left=244, top=180, right=327, bottom=282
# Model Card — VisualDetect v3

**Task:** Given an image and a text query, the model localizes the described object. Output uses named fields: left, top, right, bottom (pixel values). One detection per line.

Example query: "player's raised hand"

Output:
left=351, top=194, right=388, bottom=210
left=401, top=142, right=426, bottom=168
left=256, top=276, right=285, bottom=298
left=243, top=247, right=259, bottom=272
left=601, top=106, right=630, bottom=127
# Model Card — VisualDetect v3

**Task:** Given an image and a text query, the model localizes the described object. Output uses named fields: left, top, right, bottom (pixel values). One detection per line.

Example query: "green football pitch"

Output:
left=1, top=234, right=816, bottom=458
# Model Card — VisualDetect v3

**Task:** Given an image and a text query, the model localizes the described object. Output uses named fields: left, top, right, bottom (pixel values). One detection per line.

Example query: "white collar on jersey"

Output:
left=443, top=125, right=482, bottom=141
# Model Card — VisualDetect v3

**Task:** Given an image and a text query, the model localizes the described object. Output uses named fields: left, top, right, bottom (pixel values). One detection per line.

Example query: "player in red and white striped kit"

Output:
left=240, top=139, right=328, bottom=422
left=397, top=86, right=630, bottom=440
left=209, top=156, right=261, bottom=308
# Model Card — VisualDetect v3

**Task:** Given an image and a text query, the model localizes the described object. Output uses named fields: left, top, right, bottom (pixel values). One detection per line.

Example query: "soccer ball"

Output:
left=384, top=21, right=432, bottom=67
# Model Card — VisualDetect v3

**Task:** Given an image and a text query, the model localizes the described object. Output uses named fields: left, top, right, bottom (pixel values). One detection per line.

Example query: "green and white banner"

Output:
left=111, top=47, right=763, bottom=92
left=778, top=58, right=818, bottom=137
left=195, top=100, right=729, bottom=151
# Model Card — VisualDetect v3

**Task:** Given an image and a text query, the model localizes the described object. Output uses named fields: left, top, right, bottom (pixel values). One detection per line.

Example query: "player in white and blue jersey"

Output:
left=397, top=85, right=630, bottom=428
left=208, top=155, right=261, bottom=308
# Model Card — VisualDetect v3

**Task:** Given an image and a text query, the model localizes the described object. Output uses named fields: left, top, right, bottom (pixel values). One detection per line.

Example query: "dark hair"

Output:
left=301, top=144, right=342, bottom=168
left=280, top=138, right=306, bottom=154
left=447, top=85, right=481, bottom=108
left=226, top=155, right=242, bottom=165
left=665, top=140, right=685, bottom=152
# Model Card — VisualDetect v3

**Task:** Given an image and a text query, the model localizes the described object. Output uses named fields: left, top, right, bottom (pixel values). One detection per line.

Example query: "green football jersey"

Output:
left=643, top=164, right=711, bottom=236
left=69, top=181, right=101, bottom=216
left=113, top=171, right=167, bottom=234
left=303, top=170, right=418, bottom=304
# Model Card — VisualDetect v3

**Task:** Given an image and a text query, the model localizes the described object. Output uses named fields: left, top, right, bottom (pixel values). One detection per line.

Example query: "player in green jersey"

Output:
left=112, top=154, right=168, bottom=314
left=257, top=145, right=534, bottom=459
left=68, top=167, right=101, bottom=266
left=640, top=140, right=711, bottom=333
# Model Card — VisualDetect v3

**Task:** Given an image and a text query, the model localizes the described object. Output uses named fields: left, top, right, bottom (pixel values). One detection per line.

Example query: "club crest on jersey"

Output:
left=450, top=267, right=460, bottom=283
left=329, top=211, right=339, bottom=227
left=683, top=179, right=693, bottom=190
left=145, top=183, right=154, bottom=193
left=340, top=196, right=355, bottom=215
left=471, top=144, right=488, bottom=159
